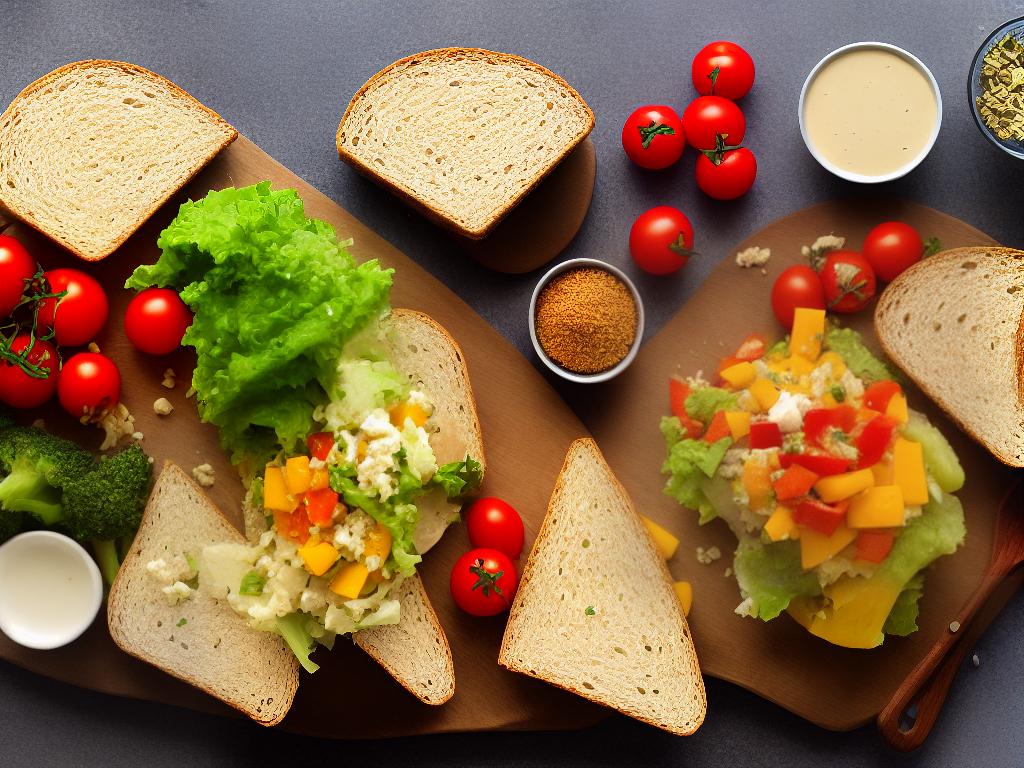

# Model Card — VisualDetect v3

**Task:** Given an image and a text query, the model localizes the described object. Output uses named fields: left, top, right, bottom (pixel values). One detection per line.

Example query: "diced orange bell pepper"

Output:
left=703, top=411, right=732, bottom=443
left=893, top=438, right=929, bottom=506
left=673, top=581, right=693, bottom=616
left=304, top=487, right=339, bottom=527
left=724, top=411, right=752, bottom=440
left=720, top=361, right=757, bottom=389
left=263, top=466, right=297, bottom=513
left=743, top=459, right=774, bottom=511
left=362, top=523, right=393, bottom=565
left=330, top=562, right=369, bottom=599
left=855, top=530, right=895, bottom=563
left=273, top=503, right=311, bottom=544
left=669, top=378, right=703, bottom=438
left=298, top=540, right=340, bottom=576
left=309, top=466, right=330, bottom=491
left=284, top=455, right=312, bottom=495
left=773, top=464, right=820, bottom=501
left=390, top=401, right=429, bottom=428
left=864, top=380, right=902, bottom=413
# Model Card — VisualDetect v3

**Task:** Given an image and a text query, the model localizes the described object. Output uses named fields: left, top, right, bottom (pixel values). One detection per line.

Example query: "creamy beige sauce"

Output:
left=804, top=48, right=937, bottom=177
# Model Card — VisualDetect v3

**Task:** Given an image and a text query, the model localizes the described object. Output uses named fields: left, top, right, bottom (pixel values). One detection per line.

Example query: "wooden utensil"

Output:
left=878, top=479, right=1024, bottom=751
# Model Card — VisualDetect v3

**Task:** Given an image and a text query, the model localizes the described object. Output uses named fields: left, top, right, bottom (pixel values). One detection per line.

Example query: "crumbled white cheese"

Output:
left=146, top=558, right=174, bottom=583
left=809, top=362, right=834, bottom=398
left=734, top=597, right=755, bottom=616
left=768, top=391, right=813, bottom=433
left=364, top=555, right=383, bottom=572
left=162, top=581, right=193, bottom=605
left=161, top=368, right=177, bottom=389
left=696, top=546, right=722, bottom=565
left=153, top=397, right=174, bottom=416
left=407, top=389, right=433, bottom=415
left=356, top=409, right=402, bottom=500
left=801, top=234, right=846, bottom=263
left=96, top=403, right=136, bottom=450
left=131, top=431, right=145, bottom=441
left=333, top=510, right=374, bottom=561
left=735, top=246, right=771, bottom=268
left=840, top=368, right=864, bottom=400
left=308, top=456, right=327, bottom=471
left=299, top=587, right=327, bottom=614
left=145, top=554, right=196, bottom=585
left=192, top=463, right=215, bottom=488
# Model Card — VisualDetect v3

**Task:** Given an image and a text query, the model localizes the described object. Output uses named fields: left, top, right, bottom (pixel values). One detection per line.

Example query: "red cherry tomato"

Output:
left=0, top=236, right=36, bottom=317
left=629, top=206, right=696, bottom=275
left=450, top=548, right=518, bottom=617
left=124, top=287, right=192, bottom=355
left=465, top=497, right=524, bottom=559
left=681, top=96, right=746, bottom=150
left=0, top=335, right=60, bottom=409
left=771, top=265, right=826, bottom=328
left=695, top=147, right=757, bottom=200
left=37, top=269, right=109, bottom=347
left=862, top=222, right=925, bottom=282
left=691, top=40, right=756, bottom=100
left=57, top=352, right=120, bottom=419
left=819, top=251, right=877, bottom=313
left=621, top=105, right=686, bottom=170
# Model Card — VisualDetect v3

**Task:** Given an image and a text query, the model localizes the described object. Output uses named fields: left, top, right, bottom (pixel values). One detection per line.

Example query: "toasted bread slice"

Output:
left=875, top=247, right=1024, bottom=466
left=337, top=48, right=594, bottom=239
left=107, top=462, right=299, bottom=726
left=499, top=438, right=706, bottom=735
left=0, top=60, right=237, bottom=261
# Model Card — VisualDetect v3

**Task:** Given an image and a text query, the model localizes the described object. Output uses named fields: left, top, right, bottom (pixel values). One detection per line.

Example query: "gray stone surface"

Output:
left=0, top=0, right=1022, bottom=764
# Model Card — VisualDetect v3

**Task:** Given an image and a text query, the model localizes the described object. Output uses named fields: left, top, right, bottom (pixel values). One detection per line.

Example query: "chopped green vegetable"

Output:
left=276, top=613, right=319, bottom=673
left=685, top=387, right=739, bottom=424
left=903, top=410, right=965, bottom=493
left=238, top=570, right=266, bottom=597
left=830, top=384, right=846, bottom=402
left=661, top=417, right=731, bottom=524
left=176, top=617, right=188, bottom=628
left=584, top=605, right=596, bottom=616
left=433, top=457, right=484, bottom=498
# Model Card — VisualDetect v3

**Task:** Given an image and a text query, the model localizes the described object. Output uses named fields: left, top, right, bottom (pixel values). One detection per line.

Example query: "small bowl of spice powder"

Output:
left=529, top=258, right=644, bottom=383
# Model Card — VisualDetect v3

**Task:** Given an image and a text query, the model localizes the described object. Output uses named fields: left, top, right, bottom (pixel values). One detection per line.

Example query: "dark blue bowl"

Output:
left=969, top=16, right=1024, bottom=159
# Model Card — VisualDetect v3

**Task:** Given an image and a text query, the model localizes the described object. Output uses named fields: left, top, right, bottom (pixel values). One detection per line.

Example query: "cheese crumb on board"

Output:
left=153, top=397, right=174, bottom=416
left=735, top=246, right=771, bottom=268
left=192, top=463, right=215, bottom=488
left=801, top=234, right=846, bottom=268
left=696, top=546, right=722, bottom=565
left=161, top=368, right=177, bottom=389
left=97, top=403, right=136, bottom=451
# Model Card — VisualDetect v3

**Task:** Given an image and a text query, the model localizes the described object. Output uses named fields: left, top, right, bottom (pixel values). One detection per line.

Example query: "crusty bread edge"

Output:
left=497, top=438, right=707, bottom=736
left=874, top=246, right=1024, bottom=467
left=336, top=47, right=595, bottom=240
left=107, top=460, right=299, bottom=727
left=0, top=59, right=238, bottom=262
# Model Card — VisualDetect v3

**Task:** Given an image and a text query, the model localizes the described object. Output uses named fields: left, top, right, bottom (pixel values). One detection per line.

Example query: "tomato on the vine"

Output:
left=691, top=41, right=755, bottom=100
left=465, top=497, right=524, bottom=559
left=0, top=335, right=60, bottom=409
left=124, top=287, right=192, bottom=355
left=0, top=235, right=36, bottom=317
left=450, top=548, right=518, bottom=617
left=696, top=144, right=756, bottom=200
left=57, top=352, right=121, bottom=419
left=621, top=105, right=686, bottom=170
left=681, top=96, right=746, bottom=150
left=819, top=251, right=877, bottom=313
left=862, top=222, right=936, bottom=283
left=771, top=265, right=826, bottom=328
left=36, top=268, right=109, bottom=348
left=629, top=206, right=696, bottom=275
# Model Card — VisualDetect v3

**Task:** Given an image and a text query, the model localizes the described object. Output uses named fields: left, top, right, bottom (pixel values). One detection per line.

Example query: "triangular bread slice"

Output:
left=107, top=461, right=299, bottom=726
left=875, top=246, right=1024, bottom=466
left=499, top=438, right=706, bottom=735
left=337, top=48, right=594, bottom=239
left=0, top=60, right=237, bottom=261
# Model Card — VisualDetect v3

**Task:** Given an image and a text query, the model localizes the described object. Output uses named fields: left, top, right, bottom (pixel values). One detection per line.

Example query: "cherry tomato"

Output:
left=621, top=104, right=686, bottom=170
left=862, top=222, right=925, bottom=282
left=124, top=287, right=192, bottom=355
left=691, top=41, right=756, bottom=100
left=0, top=236, right=36, bottom=317
left=37, top=269, right=109, bottom=347
left=465, top=497, right=524, bottom=559
left=629, top=206, right=696, bottom=275
left=681, top=96, right=745, bottom=150
left=819, top=251, right=877, bottom=314
left=0, top=335, right=60, bottom=409
left=695, top=146, right=757, bottom=200
left=57, top=352, right=120, bottom=419
left=771, top=265, right=826, bottom=328
left=450, top=548, right=518, bottom=617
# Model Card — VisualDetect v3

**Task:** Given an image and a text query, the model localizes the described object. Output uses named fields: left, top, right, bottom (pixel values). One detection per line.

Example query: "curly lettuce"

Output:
left=661, top=416, right=731, bottom=523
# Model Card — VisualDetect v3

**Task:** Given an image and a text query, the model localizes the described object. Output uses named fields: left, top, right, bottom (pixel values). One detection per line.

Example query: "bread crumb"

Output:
left=153, top=397, right=174, bottom=416
left=724, top=567, right=733, bottom=578
left=192, top=463, right=215, bottom=488
left=696, top=546, right=722, bottom=565
left=87, top=342, right=100, bottom=353
left=972, top=652, right=980, bottom=668
left=949, top=620, right=961, bottom=633
left=735, top=246, right=771, bottom=268
left=161, top=368, right=176, bottom=389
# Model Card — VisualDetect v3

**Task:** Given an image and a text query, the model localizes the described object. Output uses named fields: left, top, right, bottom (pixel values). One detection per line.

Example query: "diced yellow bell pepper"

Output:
left=743, top=459, right=774, bottom=512
left=720, top=361, right=757, bottom=389
left=363, top=523, right=393, bottom=563
left=724, top=411, right=751, bottom=440
left=389, top=401, right=429, bottom=428
left=356, top=440, right=368, bottom=461
left=309, top=466, right=330, bottom=491
left=886, top=393, right=909, bottom=424
left=893, top=438, right=929, bottom=506
left=673, top=581, right=693, bottom=617
left=263, top=466, right=297, bottom=512
left=817, top=351, right=846, bottom=378
left=870, top=460, right=894, bottom=485
left=788, top=355, right=815, bottom=377
left=803, top=574, right=903, bottom=648
left=284, top=456, right=311, bottom=495
left=330, top=562, right=369, bottom=599
left=764, top=505, right=799, bottom=541
left=799, top=524, right=857, bottom=570
left=820, top=393, right=838, bottom=408
left=748, top=379, right=781, bottom=411
left=847, top=485, right=905, bottom=528
left=789, top=307, right=826, bottom=362
left=298, top=540, right=340, bottom=576
left=814, top=468, right=875, bottom=503
left=642, top=516, right=679, bottom=559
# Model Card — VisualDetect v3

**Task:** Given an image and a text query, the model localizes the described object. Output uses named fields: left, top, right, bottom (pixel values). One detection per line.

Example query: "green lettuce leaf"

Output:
left=320, top=359, right=408, bottom=433
left=685, top=387, right=739, bottom=424
left=877, top=492, right=966, bottom=588
left=883, top=573, right=925, bottom=636
left=661, top=417, right=731, bottom=524
left=276, top=613, right=319, bottom=673
left=433, top=456, right=484, bottom=498
left=733, top=538, right=822, bottom=620
left=824, top=327, right=899, bottom=384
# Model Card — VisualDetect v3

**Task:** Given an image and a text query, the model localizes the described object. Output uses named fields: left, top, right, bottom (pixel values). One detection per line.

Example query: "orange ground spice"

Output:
left=535, top=267, right=637, bottom=374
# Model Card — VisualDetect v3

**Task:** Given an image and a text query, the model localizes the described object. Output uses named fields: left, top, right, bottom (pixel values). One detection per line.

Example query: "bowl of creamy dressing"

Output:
left=0, top=531, right=103, bottom=650
left=799, top=42, right=942, bottom=182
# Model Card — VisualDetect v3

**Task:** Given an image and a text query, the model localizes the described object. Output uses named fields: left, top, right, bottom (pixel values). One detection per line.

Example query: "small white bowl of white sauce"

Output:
left=0, top=531, right=103, bottom=650
left=799, top=42, right=942, bottom=183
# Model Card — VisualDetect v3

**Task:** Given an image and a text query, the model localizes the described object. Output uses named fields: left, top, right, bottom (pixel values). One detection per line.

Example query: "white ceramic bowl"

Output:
left=529, top=258, right=644, bottom=384
left=798, top=42, right=943, bottom=183
left=0, top=531, right=103, bottom=650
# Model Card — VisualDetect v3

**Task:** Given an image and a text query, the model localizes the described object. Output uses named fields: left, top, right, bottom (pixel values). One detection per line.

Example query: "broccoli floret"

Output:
left=0, top=427, right=94, bottom=524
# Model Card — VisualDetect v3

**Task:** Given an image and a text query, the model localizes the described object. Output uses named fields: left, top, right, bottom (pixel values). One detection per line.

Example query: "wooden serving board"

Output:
left=577, top=198, right=1020, bottom=730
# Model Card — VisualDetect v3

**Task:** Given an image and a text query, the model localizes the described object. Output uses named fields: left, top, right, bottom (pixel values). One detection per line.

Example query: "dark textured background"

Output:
left=1, top=1, right=1023, bottom=765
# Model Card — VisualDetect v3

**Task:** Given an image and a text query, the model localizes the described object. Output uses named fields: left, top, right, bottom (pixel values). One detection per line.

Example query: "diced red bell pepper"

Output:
left=304, top=487, right=339, bottom=527
left=855, top=415, right=898, bottom=469
left=794, top=498, right=850, bottom=536
left=273, top=502, right=312, bottom=544
left=749, top=421, right=782, bottom=449
left=863, top=380, right=902, bottom=413
left=703, top=411, right=732, bottom=443
left=779, top=452, right=852, bottom=476
left=773, top=464, right=820, bottom=501
left=855, top=530, right=895, bottom=563
left=306, top=432, right=334, bottom=461
left=803, top=405, right=858, bottom=448
left=669, top=377, right=703, bottom=438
